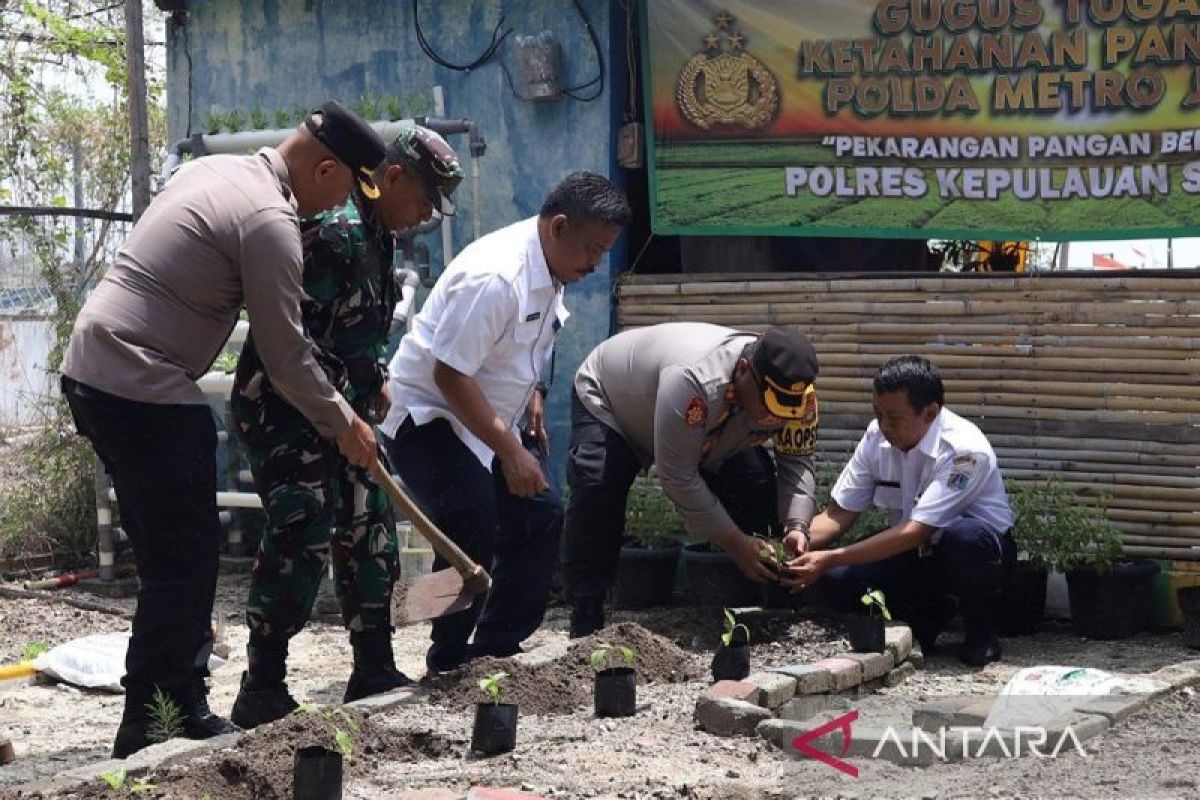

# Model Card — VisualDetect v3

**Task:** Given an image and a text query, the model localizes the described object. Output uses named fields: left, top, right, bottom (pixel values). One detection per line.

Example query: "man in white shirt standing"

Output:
left=789, top=356, right=1015, bottom=666
left=380, top=171, right=630, bottom=672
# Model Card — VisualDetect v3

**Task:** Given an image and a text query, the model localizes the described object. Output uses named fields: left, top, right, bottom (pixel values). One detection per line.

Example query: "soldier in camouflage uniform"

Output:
left=229, top=126, right=464, bottom=729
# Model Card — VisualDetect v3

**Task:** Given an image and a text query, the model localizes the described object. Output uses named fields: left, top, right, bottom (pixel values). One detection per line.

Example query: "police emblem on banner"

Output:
left=675, top=11, right=779, bottom=131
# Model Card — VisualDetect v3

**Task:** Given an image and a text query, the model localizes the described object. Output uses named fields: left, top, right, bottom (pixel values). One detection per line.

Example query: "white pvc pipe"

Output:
left=108, top=488, right=263, bottom=510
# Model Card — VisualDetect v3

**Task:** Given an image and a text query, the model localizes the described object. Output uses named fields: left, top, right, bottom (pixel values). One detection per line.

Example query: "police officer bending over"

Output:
left=790, top=355, right=1015, bottom=666
left=563, top=323, right=821, bottom=638
left=60, top=101, right=387, bottom=757
left=229, top=126, right=464, bottom=729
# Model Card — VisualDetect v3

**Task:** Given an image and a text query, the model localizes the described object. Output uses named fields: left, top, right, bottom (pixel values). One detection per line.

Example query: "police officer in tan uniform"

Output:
left=562, top=323, right=820, bottom=637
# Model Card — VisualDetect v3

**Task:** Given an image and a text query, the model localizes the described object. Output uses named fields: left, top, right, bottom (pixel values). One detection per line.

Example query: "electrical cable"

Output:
left=561, top=0, right=604, bottom=101
left=412, top=0, right=511, bottom=71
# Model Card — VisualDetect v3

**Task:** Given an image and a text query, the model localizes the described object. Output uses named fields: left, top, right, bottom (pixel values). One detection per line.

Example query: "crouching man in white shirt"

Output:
left=788, top=356, right=1015, bottom=666
left=380, top=172, right=630, bottom=673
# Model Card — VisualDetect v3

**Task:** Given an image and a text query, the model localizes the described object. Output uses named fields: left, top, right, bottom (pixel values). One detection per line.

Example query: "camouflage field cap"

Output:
left=391, top=125, right=464, bottom=216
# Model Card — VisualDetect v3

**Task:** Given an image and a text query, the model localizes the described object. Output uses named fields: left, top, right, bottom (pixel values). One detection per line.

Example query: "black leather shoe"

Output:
left=958, top=634, right=1002, bottom=667
left=183, top=710, right=241, bottom=739
left=424, top=642, right=470, bottom=674
left=230, top=671, right=299, bottom=729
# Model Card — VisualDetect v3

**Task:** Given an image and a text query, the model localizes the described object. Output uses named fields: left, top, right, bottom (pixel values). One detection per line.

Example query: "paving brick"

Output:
left=842, top=676, right=885, bottom=698
left=756, top=710, right=849, bottom=754
left=957, top=726, right=1021, bottom=758
left=1042, top=711, right=1110, bottom=748
left=397, top=790, right=459, bottom=800
left=345, top=686, right=423, bottom=716
left=771, top=664, right=834, bottom=695
left=909, top=645, right=925, bottom=670
left=811, top=657, right=863, bottom=692
left=745, top=672, right=796, bottom=709
left=1073, top=694, right=1151, bottom=725
left=952, top=698, right=994, bottom=727
left=843, top=651, right=893, bottom=681
left=913, top=698, right=975, bottom=732
left=1150, top=660, right=1200, bottom=690
left=775, top=694, right=850, bottom=722
left=847, top=726, right=963, bottom=766
left=705, top=680, right=759, bottom=703
left=884, top=624, right=913, bottom=664
left=884, top=662, right=916, bottom=687
left=694, top=696, right=772, bottom=737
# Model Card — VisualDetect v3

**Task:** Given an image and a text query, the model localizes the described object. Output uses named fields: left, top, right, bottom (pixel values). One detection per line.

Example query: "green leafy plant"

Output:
left=248, top=106, right=268, bottom=130
left=212, top=350, right=239, bottom=373
left=478, top=671, right=507, bottom=704
left=202, top=109, right=223, bottom=134
left=354, top=91, right=381, bottom=120
left=294, top=103, right=312, bottom=124
left=590, top=643, right=635, bottom=672
left=145, top=687, right=185, bottom=744
left=295, top=704, right=359, bottom=759
left=21, top=641, right=49, bottom=660
left=1006, top=477, right=1123, bottom=573
left=98, top=768, right=156, bottom=796
left=756, top=535, right=789, bottom=572
left=720, top=608, right=750, bottom=647
left=624, top=478, right=685, bottom=549
left=274, top=108, right=292, bottom=129
left=860, top=588, right=892, bottom=620
left=224, top=108, right=245, bottom=133
left=384, top=94, right=405, bottom=120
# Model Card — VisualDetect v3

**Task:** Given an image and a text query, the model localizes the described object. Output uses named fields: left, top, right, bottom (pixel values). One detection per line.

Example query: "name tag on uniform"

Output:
left=524, top=311, right=542, bottom=322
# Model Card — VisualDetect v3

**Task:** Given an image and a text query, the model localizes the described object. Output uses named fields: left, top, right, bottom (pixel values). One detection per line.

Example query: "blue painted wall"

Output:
left=165, top=0, right=630, bottom=485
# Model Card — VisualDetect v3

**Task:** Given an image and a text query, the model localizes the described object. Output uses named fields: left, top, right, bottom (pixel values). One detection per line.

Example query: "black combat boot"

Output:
left=184, top=676, right=241, bottom=739
left=230, top=637, right=299, bottom=729
left=111, top=684, right=155, bottom=759
left=569, top=595, right=606, bottom=639
left=343, top=628, right=412, bottom=703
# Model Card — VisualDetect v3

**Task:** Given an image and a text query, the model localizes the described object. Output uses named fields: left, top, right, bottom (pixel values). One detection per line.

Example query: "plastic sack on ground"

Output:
left=33, top=632, right=225, bottom=692
left=985, top=665, right=1169, bottom=729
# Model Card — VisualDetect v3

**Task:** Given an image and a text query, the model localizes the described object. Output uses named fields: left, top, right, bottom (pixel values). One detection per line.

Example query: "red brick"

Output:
left=705, top=680, right=758, bottom=703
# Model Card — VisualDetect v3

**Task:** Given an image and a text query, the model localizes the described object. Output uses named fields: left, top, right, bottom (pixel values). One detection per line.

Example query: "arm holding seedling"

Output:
left=784, top=512, right=935, bottom=590
left=773, top=444, right=817, bottom=562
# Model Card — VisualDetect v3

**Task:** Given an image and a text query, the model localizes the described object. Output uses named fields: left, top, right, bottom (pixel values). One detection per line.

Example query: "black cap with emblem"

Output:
left=750, top=326, right=819, bottom=420
left=304, top=100, right=387, bottom=199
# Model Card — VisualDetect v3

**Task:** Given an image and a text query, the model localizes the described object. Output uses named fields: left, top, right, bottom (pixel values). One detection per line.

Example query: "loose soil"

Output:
left=2, top=571, right=1198, bottom=799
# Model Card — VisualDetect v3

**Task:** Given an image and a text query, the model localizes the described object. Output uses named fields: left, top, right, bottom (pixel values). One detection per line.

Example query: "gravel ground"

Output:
left=1, top=571, right=1197, bottom=799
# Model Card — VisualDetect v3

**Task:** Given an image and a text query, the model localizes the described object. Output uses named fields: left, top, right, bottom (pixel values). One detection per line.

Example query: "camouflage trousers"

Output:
left=232, top=385, right=399, bottom=640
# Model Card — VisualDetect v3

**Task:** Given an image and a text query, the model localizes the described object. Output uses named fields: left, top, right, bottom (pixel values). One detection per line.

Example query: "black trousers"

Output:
left=62, top=377, right=219, bottom=709
left=382, top=417, right=563, bottom=661
left=561, top=393, right=777, bottom=602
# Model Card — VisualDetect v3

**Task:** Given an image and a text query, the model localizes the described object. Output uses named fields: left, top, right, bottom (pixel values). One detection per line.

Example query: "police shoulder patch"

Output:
left=684, top=396, right=706, bottom=427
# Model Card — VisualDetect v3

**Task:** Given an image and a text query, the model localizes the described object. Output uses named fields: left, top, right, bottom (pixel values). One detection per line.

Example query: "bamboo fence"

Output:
left=617, top=272, right=1200, bottom=560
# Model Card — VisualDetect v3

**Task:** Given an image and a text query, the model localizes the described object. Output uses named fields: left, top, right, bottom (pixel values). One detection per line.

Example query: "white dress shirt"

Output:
left=831, top=407, right=1014, bottom=534
left=381, top=216, right=568, bottom=468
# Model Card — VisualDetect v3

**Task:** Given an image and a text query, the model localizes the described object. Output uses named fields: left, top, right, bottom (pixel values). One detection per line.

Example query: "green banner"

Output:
left=645, top=0, right=1200, bottom=240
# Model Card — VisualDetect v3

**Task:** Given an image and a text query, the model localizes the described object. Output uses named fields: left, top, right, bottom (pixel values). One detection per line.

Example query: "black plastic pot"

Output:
left=614, top=545, right=680, bottom=609
left=293, top=745, right=343, bottom=800
left=594, top=667, right=637, bottom=717
left=682, top=544, right=759, bottom=608
left=1001, top=562, right=1049, bottom=636
left=471, top=702, right=518, bottom=756
left=710, top=643, right=751, bottom=681
left=1177, top=586, right=1200, bottom=650
left=846, top=613, right=885, bottom=653
left=1066, top=559, right=1160, bottom=640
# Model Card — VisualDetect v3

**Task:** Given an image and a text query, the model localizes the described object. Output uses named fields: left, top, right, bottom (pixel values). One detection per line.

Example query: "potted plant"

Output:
left=292, top=704, right=357, bottom=800
left=847, top=588, right=889, bottom=653
left=471, top=671, right=517, bottom=756
left=615, top=479, right=685, bottom=609
left=710, top=608, right=751, bottom=681
left=1002, top=477, right=1056, bottom=635
left=1013, top=477, right=1159, bottom=640
left=591, top=643, right=637, bottom=718
left=1177, top=586, right=1200, bottom=650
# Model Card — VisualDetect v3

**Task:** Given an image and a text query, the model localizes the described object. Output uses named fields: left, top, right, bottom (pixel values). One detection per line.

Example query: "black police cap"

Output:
left=304, top=100, right=387, bottom=199
left=750, top=327, right=819, bottom=420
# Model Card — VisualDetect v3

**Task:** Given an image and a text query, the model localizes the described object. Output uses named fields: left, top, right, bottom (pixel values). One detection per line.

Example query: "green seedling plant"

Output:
left=273, top=108, right=292, bottom=129
left=98, top=768, right=156, bottom=796
left=295, top=704, right=359, bottom=759
left=720, top=608, right=750, bottom=647
left=202, top=110, right=223, bottom=134
left=860, top=588, right=892, bottom=620
left=384, top=94, right=405, bottom=120
left=21, top=641, right=48, bottom=660
left=623, top=478, right=685, bottom=549
left=478, top=671, right=508, bottom=704
left=1005, top=476, right=1123, bottom=573
left=248, top=106, right=268, bottom=130
left=756, top=535, right=790, bottom=576
left=590, top=643, right=635, bottom=672
left=145, top=687, right=185, bottom=744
